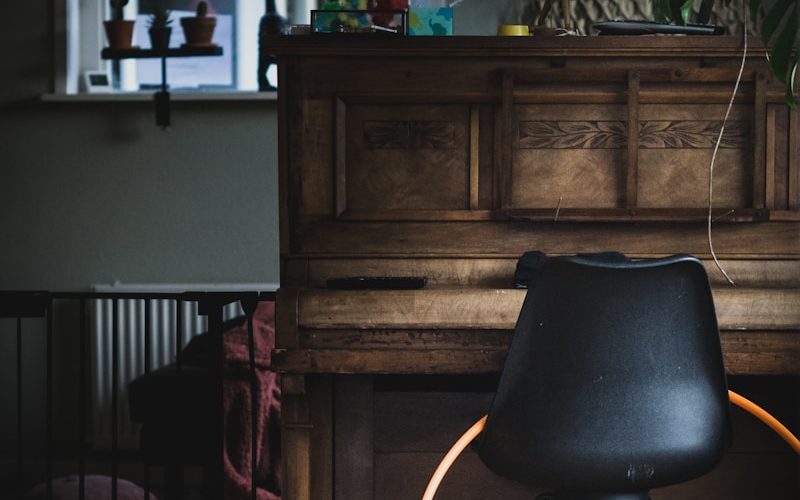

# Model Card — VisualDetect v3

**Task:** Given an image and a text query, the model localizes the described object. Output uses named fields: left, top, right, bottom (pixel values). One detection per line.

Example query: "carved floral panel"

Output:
left=345, top=105, right=470, bottom=212
left=518, top=120, right=750, bottom=149
left=363, top=120, right=457, bottom=149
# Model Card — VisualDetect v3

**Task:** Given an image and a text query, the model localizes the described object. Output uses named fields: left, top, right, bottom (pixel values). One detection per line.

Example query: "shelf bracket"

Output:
left=155, top=56, right=170, bottom=129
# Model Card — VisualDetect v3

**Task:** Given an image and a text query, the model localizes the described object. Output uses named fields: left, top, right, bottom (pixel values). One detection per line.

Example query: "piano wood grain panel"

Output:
left=295, top=99, right=334, bottom=217
left=309, top=376, right=333, bottom=500
left=294, top=221, right=800, bottom=256
left=274, top=330, right=800, bottom=375
left=721, top=331, right=800, bottom=375
left=343, top=104, right=471, bottom=212
left=272, top=348, right=510, bottom=375
left=300, top=328, right=513, bottom=351
left=637, top=104, right=753, bottom=208
left=372, top=375, right=800, bottom=456
left=714, top=288, right=800, bottom=330
left=627, top=71, right=639, bottom=208
left=276, top=287, right=300, bottom=348
left=371, top=381, right=798, bottom=453
left=334, top=376, right=372, bottom=500
left=268, top=35, right=762, bottom=58
left=512, top=104, right=626, bottom=209
left=300, top=329, right=512, bottom=350
left=771, top=104, right=789, bottom=210
left=790, top=109, right=799, bottom=209
left=295, top=288, right=800, bottom=330
left=298, top=289, right=524, bottom=330
left=370, top=402, right=798, bottom=500
left=300, top=257, right=800, bottom=288
left=375, top=451, right=546, bottom=499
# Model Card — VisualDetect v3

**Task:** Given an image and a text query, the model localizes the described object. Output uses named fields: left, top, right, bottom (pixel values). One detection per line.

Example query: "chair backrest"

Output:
left=477, top=254, right=730, bottom=495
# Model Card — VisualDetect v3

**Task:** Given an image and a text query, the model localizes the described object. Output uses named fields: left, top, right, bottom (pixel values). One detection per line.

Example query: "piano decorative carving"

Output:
left=518, top=120, right=750, bottom=149
left=363, top=120, right=457, bottom=149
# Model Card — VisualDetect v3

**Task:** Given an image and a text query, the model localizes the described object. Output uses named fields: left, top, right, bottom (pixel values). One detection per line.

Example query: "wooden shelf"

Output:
left=99, top=45, right=223, bottom=128
left=101, top=46, right=223, bottom=60
left=265, top=34, right=761, bottom=58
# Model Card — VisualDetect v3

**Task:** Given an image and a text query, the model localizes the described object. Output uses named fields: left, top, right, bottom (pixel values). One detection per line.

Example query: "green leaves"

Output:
left=698, top=0, right=715, bottom=23
left=652, top=0, right=674, bottom=23
left=678, top=0, right=696, bottom=24
left=651, top=0, right=799, bottom=107
left=654, top=0, right=747, bottom=25
left=762, top=0, right=794, bottom=41
left=787, top=61, right=798, bottom=106
left=652, top=0, right=697, bottom=24
left=750, top=0, right=764, bottom=18
left=759, top=0, right=800, bottom=106
left=769, top=5, right=797, bottom=81
left=653, top=0, right=719, bottom=24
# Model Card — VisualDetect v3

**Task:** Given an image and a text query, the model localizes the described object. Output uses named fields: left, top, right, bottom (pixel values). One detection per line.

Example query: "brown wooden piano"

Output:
left=269, top=36, right=800, bottom=499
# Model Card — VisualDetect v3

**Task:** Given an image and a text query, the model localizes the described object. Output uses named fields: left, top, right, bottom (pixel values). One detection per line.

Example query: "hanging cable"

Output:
left=707, top=0, right=748, bottom=286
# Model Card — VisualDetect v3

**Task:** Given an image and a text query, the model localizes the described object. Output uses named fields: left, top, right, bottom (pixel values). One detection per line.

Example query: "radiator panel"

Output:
left=90, top=295, right=242, bottom=450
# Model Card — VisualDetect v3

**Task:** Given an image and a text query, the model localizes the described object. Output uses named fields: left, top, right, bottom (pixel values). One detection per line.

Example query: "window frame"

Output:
left=52, top=0, right=309, bottom=97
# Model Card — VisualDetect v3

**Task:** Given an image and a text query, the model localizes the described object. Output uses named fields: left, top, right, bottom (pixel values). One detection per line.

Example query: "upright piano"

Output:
left=269, top=36, right=800, bottom=499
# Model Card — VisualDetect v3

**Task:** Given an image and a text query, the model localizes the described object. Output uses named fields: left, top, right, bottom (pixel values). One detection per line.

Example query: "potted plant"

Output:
left=181, top=1, right=217, bottom=47
left=147, top=4, right=173, bottom=50
left=652, top=0, right=799, bottom=105
left=104, top=0, right=135, bottom=49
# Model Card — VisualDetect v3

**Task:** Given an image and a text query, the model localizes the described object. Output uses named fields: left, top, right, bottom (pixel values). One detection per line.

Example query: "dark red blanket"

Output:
left=223, top=301, right=281, bottom=500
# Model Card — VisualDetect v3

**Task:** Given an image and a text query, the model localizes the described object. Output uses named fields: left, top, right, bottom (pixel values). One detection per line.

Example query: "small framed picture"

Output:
left=83, top=70, right=112, bottom=93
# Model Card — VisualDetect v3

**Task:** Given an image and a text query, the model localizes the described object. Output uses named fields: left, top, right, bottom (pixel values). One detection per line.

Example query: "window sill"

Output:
left=41, top=91, right=277, bottom=102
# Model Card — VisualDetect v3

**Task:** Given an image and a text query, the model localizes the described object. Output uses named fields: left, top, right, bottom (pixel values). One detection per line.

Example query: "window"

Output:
left=59, top=0, right=311, bottom=95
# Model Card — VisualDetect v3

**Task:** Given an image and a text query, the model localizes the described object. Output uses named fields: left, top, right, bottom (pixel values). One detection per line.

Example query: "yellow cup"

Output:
left=497, top=24, right=530, bottom=36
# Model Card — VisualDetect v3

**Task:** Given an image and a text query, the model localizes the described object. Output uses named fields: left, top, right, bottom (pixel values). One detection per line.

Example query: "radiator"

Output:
left=90, top=283, right=278, bottom=450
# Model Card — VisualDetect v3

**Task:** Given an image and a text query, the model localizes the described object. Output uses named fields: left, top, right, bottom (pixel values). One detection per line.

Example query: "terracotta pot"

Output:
left=148, top=27, right=172, bottom=50
left=180, top=17, right=216, bottom=46
left=104, top=20, right=135, bottom=49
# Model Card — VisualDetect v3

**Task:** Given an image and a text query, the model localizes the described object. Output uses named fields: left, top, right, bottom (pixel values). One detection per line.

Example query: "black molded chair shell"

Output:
left=477, top=255, right=731, bottom=495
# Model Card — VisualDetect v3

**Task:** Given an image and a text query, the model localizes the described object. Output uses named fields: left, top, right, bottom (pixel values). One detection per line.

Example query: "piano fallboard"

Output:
left=273, top=287, right=800, bottom=376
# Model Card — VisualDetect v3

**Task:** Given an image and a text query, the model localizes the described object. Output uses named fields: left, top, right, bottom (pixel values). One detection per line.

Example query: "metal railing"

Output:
left=0, top=290, right=277, bottom=500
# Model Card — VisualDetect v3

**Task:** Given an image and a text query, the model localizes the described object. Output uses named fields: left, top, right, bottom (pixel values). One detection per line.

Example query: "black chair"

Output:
left=475, top=254, right=731, bottom=499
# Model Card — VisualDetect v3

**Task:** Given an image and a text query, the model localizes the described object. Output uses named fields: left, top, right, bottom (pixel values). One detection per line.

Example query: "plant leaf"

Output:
left=680, top=0, right=695, bottom=25
left=762, top=0, right=794, bottom=43
left=652, top=0, right=673, bottom=23
left=749, top=0, right=762, bottom=18
left=667, top=0, right=691, bottom=25
left=768, top=4, right=798, bottom=83
left=698, top=0, right=714, bottom=24
left=787, top=60, right=799, bottom=108
left=669, top=0, right=682, bottom=24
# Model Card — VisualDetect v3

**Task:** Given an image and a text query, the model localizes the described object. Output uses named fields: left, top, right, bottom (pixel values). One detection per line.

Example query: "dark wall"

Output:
left=0, top=1, right=279, bottom=478
left=0, top=2, right=279, bottom=290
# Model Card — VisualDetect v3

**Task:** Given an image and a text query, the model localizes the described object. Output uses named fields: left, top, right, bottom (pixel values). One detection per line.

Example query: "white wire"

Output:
left=707, top=1, right=748, bottom=287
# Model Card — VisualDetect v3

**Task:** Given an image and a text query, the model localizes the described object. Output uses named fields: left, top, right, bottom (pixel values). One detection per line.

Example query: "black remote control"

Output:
left=592, top=20, right=725, bottom=36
